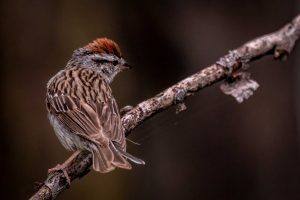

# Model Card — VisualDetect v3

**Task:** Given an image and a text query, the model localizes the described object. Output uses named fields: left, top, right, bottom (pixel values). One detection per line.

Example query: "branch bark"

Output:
left=30, top=14, right=300, bottom=200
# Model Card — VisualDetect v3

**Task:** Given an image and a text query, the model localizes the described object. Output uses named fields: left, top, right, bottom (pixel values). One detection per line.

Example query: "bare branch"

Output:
left=29, top=14, right=300, bottom=200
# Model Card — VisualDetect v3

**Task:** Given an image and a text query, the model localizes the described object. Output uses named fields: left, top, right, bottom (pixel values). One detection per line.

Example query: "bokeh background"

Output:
left=1, top=0, right=300, bottom=199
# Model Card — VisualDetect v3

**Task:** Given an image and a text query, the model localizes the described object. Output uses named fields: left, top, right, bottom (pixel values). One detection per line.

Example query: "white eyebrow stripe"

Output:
left=97, top=53, right=118, bottom=62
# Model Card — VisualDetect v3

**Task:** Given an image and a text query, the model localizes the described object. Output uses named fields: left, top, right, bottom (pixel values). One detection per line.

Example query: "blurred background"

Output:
left=1, top=0, right=300, bottom=199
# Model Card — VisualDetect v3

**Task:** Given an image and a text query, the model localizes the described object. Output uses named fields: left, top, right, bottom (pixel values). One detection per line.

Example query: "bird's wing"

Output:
left=46, top=79, right=124, bottom=147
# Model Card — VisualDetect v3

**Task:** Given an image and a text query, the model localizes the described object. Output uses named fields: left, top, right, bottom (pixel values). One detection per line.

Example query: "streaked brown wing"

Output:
left=102, top=98, right=125, bottom=147
left=46, top=81, right=124, bottom=147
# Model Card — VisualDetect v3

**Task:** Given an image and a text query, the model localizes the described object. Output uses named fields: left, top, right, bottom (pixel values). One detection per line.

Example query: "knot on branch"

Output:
left=217, top=50, right=251, bottom=77
left=274, top=22, right=300, bottom=60
left=173, top=87, right=187, bottom=114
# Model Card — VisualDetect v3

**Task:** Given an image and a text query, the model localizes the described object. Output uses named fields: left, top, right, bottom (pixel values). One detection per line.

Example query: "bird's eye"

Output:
left=112, top=60, right=118, bottom=66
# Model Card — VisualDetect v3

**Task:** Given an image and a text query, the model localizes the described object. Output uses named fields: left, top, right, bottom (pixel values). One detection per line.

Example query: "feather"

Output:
left=113, top=142, right=145, bottom=165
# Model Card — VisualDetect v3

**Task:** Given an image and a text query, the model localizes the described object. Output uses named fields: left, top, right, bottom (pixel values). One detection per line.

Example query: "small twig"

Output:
left=29, top=14, right=300, bottom=200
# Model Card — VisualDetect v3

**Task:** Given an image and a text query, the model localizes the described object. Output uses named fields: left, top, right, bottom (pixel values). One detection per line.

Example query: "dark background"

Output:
left=1, top=0, right=300, bottom=199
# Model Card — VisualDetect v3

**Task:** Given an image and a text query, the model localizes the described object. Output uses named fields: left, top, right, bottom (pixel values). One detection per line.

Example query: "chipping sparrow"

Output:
left=46, top=38, right=144, bottom=181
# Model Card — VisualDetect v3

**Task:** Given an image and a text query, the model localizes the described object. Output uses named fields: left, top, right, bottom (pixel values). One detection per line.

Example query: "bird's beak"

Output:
left=122, top=62, right=132, bottom=69
left=119, top=58, right=132, bottom=70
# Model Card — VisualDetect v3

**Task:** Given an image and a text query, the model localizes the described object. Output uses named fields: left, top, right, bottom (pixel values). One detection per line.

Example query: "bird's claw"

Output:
left=120, top=105, right=134, bottom=116
left=48, top=164, right=71, bottom=187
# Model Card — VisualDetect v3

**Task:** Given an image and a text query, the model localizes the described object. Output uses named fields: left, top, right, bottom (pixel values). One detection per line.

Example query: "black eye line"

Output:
left=92, top=58, right=119, bottom=66
left=92, top=58, right=109, bottom=64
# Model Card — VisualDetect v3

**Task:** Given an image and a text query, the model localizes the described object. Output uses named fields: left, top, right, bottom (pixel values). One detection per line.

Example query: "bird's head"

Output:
left=68, top=38, right=131, bottom=83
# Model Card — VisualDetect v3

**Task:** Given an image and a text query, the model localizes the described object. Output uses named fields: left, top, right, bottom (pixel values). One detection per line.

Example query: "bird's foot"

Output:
left=48, top=163, right=71, bottom=187
left=120, top=105, right=134, bottom=116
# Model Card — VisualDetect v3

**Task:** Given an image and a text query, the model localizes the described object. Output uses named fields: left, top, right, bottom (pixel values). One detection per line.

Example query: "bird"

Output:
left=46, top=38, right=144, bottom=183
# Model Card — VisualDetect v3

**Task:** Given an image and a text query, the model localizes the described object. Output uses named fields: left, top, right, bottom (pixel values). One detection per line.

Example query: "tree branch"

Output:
left=29, top=14, right=300, bottom=200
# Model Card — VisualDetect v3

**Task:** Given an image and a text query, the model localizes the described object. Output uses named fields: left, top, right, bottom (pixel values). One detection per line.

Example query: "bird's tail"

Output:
left=112, top=141, right=145, bottom=165
left=91, top=141, right=144, bottom=173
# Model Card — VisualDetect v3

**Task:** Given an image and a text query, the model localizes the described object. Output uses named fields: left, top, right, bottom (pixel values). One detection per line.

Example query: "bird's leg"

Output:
left=48, top=150, right=81, bottom=186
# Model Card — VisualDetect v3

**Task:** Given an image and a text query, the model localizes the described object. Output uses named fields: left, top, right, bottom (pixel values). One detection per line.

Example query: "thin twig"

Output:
left=29, top=14, right=300, bottom=200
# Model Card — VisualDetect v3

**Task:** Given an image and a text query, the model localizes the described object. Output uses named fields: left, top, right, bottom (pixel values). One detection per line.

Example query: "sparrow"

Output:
left=46, top=38, right=144, bottom=182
